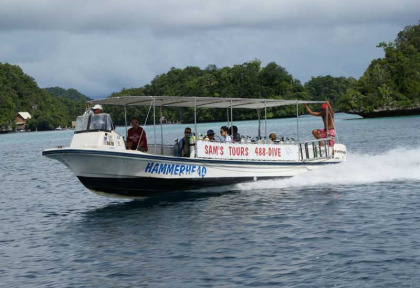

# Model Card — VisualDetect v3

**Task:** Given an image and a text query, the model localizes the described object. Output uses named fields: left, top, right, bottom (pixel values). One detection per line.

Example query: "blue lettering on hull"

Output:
left=144, top=162, right=207, bottom=178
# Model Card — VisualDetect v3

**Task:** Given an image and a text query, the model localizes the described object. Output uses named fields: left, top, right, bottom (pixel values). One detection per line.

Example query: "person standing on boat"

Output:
left=178, top=127, right=192, bottom=157
left=304, top=101, right=336, bottom=146
left=127, top=117, right=148, bottom=152
left=89, top=104, right=108, bottom=130
left=92, top=104, right=103, bottom=114
left=220, top=126, right=232, bottom=142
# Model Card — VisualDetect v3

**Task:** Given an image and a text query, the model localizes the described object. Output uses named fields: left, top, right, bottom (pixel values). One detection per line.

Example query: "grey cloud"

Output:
left=0, top=0, right=418, bottom=97
left=0, top=0, right=418, bottom=33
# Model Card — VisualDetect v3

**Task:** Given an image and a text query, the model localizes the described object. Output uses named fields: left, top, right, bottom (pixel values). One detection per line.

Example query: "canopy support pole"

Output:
left=257, top=109, right=261, bottom=139
left=194, top=97, right=197, bottom=142
left=160, top=106, right=164, bottom=155
left=326, top=105, right=329, bottom=143
left=153, top=97, right=156, bottom=154
left=296, top=101, right=299, bottom=141
left=124, top=105, right=128, bottom=139
left=264, top=100, right=267, bottom=139
left=230, top=100, right=233, bottom=135
left=226, top=108, right=229, bottom=127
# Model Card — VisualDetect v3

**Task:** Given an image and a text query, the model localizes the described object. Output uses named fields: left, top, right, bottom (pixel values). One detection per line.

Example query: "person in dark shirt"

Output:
left=178, top=127, right=192, bottom=157
left=228, top=126, right=241, bottom=142
left=204, top=129, right=215, bottom=141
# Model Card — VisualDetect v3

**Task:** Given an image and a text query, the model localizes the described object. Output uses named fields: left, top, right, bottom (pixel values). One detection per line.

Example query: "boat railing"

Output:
left=298, top=138, right=334, bottom=161
left=149, top=138, right=335, bottom=161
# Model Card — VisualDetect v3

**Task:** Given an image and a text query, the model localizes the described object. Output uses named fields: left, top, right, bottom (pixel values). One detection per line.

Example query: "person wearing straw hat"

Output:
left=127, top=117, right=148, bottom=152
left=304, top=101, right=336, bottom=146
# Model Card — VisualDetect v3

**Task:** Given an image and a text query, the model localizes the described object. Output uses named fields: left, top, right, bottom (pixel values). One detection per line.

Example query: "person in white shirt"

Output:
left=220, top=126, right=232, bottom=142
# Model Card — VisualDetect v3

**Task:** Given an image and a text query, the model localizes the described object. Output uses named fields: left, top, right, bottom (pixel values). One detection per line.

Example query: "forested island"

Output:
left=0, top=22, right=418, bottom=131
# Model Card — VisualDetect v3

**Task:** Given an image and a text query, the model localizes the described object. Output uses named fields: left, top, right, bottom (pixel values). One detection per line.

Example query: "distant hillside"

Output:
left=0, top=62, right=86, bottom=130
left=43, top=87, right=91, bottom=102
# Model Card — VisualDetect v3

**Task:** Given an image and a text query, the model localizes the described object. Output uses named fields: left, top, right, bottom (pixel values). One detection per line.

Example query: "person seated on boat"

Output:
left=304, top=101, right=336, bottom=146
left=204, top=129, right=215, bottom=141
left=269, top=133, right=277, bottom=142
left=178, top=127, right=192, bottom=157
left=220, top=126, right=232, bottom=142
left=228, top=126, right=241, bottom=142
left=127, top=117, right=148, bottom=152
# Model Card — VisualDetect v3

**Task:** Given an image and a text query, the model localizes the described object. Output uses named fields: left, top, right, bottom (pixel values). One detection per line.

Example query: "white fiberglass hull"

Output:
left=43, top=147, right=340, bottom=197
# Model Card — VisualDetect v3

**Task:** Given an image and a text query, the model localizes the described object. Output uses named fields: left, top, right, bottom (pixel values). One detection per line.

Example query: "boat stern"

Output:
left=333, top=144, right=347, bottom=160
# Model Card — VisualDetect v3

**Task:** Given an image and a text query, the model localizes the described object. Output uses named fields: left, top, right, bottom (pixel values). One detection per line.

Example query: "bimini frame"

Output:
left=88, top=96, right=328, bottom=153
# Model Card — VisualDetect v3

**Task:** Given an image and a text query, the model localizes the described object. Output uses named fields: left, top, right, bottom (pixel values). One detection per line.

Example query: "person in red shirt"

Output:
left=127, top=117, right=148, bottom=151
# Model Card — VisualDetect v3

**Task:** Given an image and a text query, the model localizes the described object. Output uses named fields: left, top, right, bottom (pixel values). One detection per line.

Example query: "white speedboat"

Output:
left=43, top=96, right=347, bottom=198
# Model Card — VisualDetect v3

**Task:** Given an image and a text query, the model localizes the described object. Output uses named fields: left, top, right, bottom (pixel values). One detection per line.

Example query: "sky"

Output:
left=0, top=0, right=419, bottom=99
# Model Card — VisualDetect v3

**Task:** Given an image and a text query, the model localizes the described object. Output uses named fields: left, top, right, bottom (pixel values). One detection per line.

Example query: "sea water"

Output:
left=0, top=114, right=420, bottom=287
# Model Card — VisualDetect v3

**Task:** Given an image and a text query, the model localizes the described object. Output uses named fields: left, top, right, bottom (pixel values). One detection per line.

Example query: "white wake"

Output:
left=235, top=146, right=420, bottom=190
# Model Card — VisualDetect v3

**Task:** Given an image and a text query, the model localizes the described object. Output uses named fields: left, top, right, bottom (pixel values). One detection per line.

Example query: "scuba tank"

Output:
left=174, top=139, right=179, bottom=156
left=189, top=133, right=196, bottom=158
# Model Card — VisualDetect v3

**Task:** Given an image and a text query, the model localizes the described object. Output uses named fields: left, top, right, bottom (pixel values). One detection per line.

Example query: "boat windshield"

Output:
left=75, top=113, right=113, bottom=133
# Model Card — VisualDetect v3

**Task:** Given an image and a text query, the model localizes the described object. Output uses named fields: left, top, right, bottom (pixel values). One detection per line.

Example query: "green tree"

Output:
left=338, top=22, right=420, bottom=115
left=0, top=62, right=89, bottom=130
left=305, top=76, right=357, bottom=108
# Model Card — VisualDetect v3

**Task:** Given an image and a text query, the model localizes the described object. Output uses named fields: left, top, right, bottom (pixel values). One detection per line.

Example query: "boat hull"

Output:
left=77, top=175, right=281, bottom=197
left=43, top=148, right=339, bottom=197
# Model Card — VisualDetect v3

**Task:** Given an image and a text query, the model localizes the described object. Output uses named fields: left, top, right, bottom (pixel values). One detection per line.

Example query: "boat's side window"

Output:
left=75, top=115, right=90, bottom=132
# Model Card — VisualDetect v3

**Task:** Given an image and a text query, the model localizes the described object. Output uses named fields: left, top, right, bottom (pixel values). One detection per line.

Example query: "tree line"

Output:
left=106, top=60, right=360, bottom=125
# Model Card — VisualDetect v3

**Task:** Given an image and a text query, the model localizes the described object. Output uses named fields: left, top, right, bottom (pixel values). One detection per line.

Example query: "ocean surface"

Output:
left=1, top=113, right=420, bottom=288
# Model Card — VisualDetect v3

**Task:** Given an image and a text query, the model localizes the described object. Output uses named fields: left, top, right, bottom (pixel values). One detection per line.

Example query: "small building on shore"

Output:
left=16, top=112, right=31, bottom=131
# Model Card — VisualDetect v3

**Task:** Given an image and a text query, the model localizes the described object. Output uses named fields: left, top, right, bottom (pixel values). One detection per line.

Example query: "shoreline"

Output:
left=349, top=107, right=420, bottom=118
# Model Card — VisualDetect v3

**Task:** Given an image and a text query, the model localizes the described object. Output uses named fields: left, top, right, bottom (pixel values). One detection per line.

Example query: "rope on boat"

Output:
left=136, top=100, right=154, bottom=151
